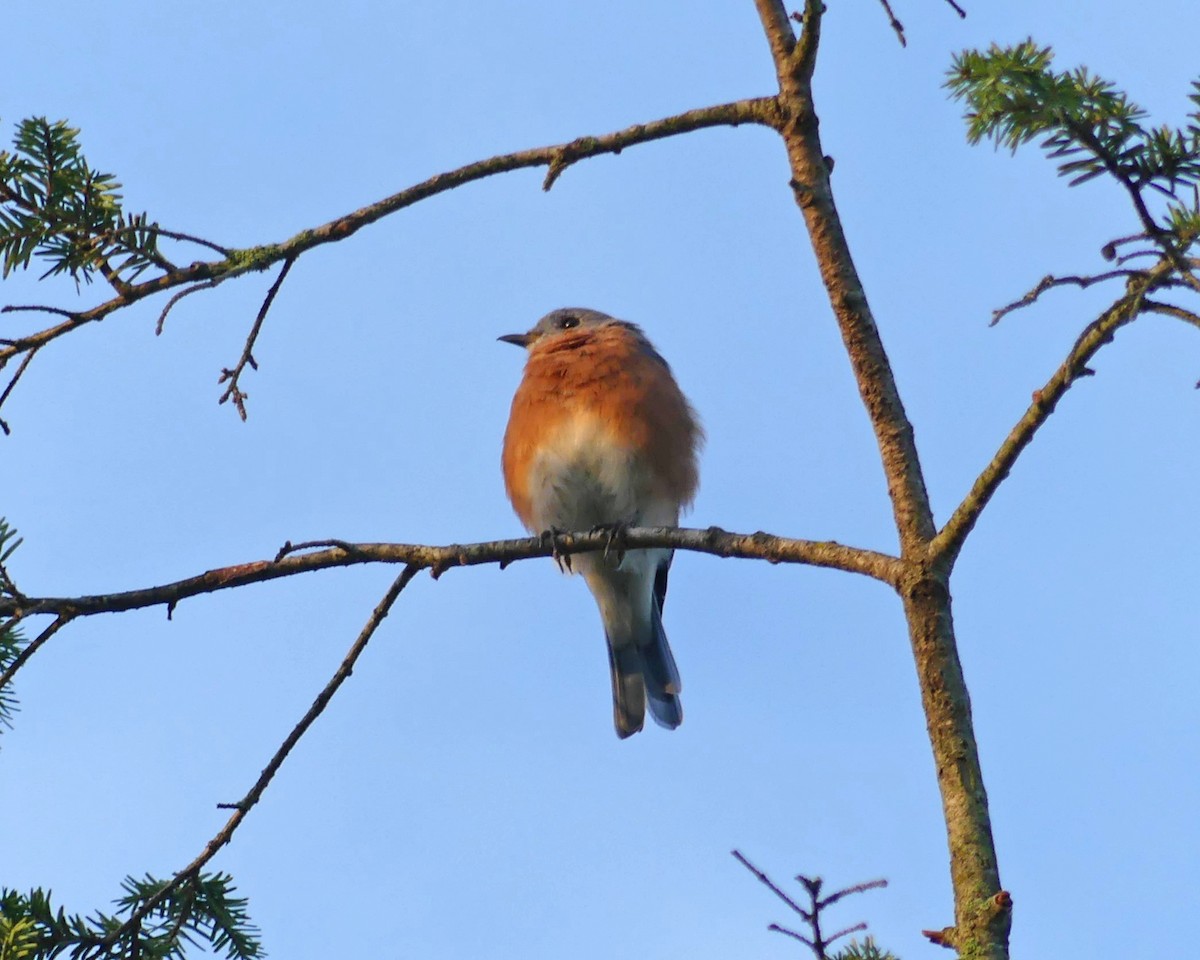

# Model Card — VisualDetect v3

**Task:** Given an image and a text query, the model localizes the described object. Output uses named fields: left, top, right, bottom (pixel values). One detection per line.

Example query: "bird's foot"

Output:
left=541, top=527, right=572, bottom=572
left=590, top=521, right=629, bottom=568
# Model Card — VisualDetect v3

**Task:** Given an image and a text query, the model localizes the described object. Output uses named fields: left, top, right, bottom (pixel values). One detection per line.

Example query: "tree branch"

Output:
left=755, top=6, right=1009, bottom=954
left=933, top=278, right=1155, bottom=565
left=93, top=564, right=419, bottom=954
left=0, top=97, right=779, bottom=384
left=752, top=0, right=796, bottom=66
left=755, top=0, right=935, bottom=554
left=0, top=526, right=900, bottom=628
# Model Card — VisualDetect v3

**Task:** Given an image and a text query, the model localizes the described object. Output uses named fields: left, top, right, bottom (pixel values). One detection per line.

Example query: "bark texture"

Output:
left=753, top=1, right=1010, bottom=955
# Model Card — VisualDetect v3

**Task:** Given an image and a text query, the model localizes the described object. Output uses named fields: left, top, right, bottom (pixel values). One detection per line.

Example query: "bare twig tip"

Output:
left=876, top=0, right=906, bottom=45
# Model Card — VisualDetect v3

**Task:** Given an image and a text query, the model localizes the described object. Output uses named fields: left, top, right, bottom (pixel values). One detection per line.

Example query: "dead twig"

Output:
left=218, top=256, right=296, bottom=419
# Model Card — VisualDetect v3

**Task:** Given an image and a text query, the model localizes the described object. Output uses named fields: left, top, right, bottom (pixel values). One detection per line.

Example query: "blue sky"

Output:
left=3, top=1, right=1198, bottom=957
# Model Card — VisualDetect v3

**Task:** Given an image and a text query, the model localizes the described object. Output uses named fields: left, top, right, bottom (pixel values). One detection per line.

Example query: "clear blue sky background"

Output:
left=3, top=2, right=1197, bottom=957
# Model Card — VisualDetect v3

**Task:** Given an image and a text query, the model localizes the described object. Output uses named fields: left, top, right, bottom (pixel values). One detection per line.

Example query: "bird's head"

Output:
left=498, top=308, right=617, bottom=350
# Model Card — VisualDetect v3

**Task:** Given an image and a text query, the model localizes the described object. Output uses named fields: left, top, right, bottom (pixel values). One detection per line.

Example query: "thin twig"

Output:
left=875, top=0, right=906, bottom=46
left=769, top=923, right=816, bottom=947
left=94, top=564, right=419, bottom=954
left=0, top=304, right=79, bottom=320
left=991, top=270, right=1143, bottom=325
left=146, top=227, right=231, bottom=256
left=0, top=614, right=74, bottom=694
left=218, top=256, right=295, bottom=419
left=155, top=280, right=223, bottom=335
left=732, top=851, right=810, bottom=919
left=825, top=921, right=869, bottom=945
left=1116, top=248, right=1163, bottom=265
left=274, top=538, right=361, bottom=562
left=0, top=345, right=40, bottom=434
left=1143, top=299, right=1200, bottom=331
left=736, top=853, right=886, bottom=960
left=942, top=0, right=967, bottom=17
left=818, top=877, right=889, bottom=908
left=1100, top=232, right=1151, bottom=260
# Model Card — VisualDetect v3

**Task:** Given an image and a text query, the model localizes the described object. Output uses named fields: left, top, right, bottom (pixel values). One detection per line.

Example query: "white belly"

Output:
left=524, top=413, right=678, bottom=535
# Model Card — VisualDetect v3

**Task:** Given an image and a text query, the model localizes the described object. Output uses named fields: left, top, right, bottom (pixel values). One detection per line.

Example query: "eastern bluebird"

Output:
left=500, top=308, right=702, bottom=738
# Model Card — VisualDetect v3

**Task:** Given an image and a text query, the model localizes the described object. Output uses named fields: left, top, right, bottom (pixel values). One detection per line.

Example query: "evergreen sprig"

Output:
left=0, top=619, right=21, bottom=735
left=831, top=937, right=899, bottom=960
left=0, top=875, right=262, bottom=960
left=946, top=41, right=1200, bottom=248
left=0, top=519, right=25, bottom=735
left=0, top=118, right=163, bottom=284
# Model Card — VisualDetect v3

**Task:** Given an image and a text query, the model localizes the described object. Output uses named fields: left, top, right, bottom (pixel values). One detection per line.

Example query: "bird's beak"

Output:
left=498, top=332, right=532, bottom=348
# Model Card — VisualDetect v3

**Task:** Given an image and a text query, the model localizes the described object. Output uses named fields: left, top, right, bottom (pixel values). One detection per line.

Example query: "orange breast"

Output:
left=501, top=324, right=701, bottom=530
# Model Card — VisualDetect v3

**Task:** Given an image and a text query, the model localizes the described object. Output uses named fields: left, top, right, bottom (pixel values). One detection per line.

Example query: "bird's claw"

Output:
left=591, top=521, right=629, bottom=568
left=541, top=527, right=572, bottom=572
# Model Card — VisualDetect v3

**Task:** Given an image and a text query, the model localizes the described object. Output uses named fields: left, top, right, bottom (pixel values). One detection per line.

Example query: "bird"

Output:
left=499, top=308, right=702, bottom=738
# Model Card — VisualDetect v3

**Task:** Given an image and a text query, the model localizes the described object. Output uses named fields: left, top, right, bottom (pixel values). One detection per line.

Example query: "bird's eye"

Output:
left=559, top=314, right=580, bottom=330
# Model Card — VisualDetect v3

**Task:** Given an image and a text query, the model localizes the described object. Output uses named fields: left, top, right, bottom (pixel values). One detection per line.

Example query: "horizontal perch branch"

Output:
left=0, top=525, right=900, bottom=625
